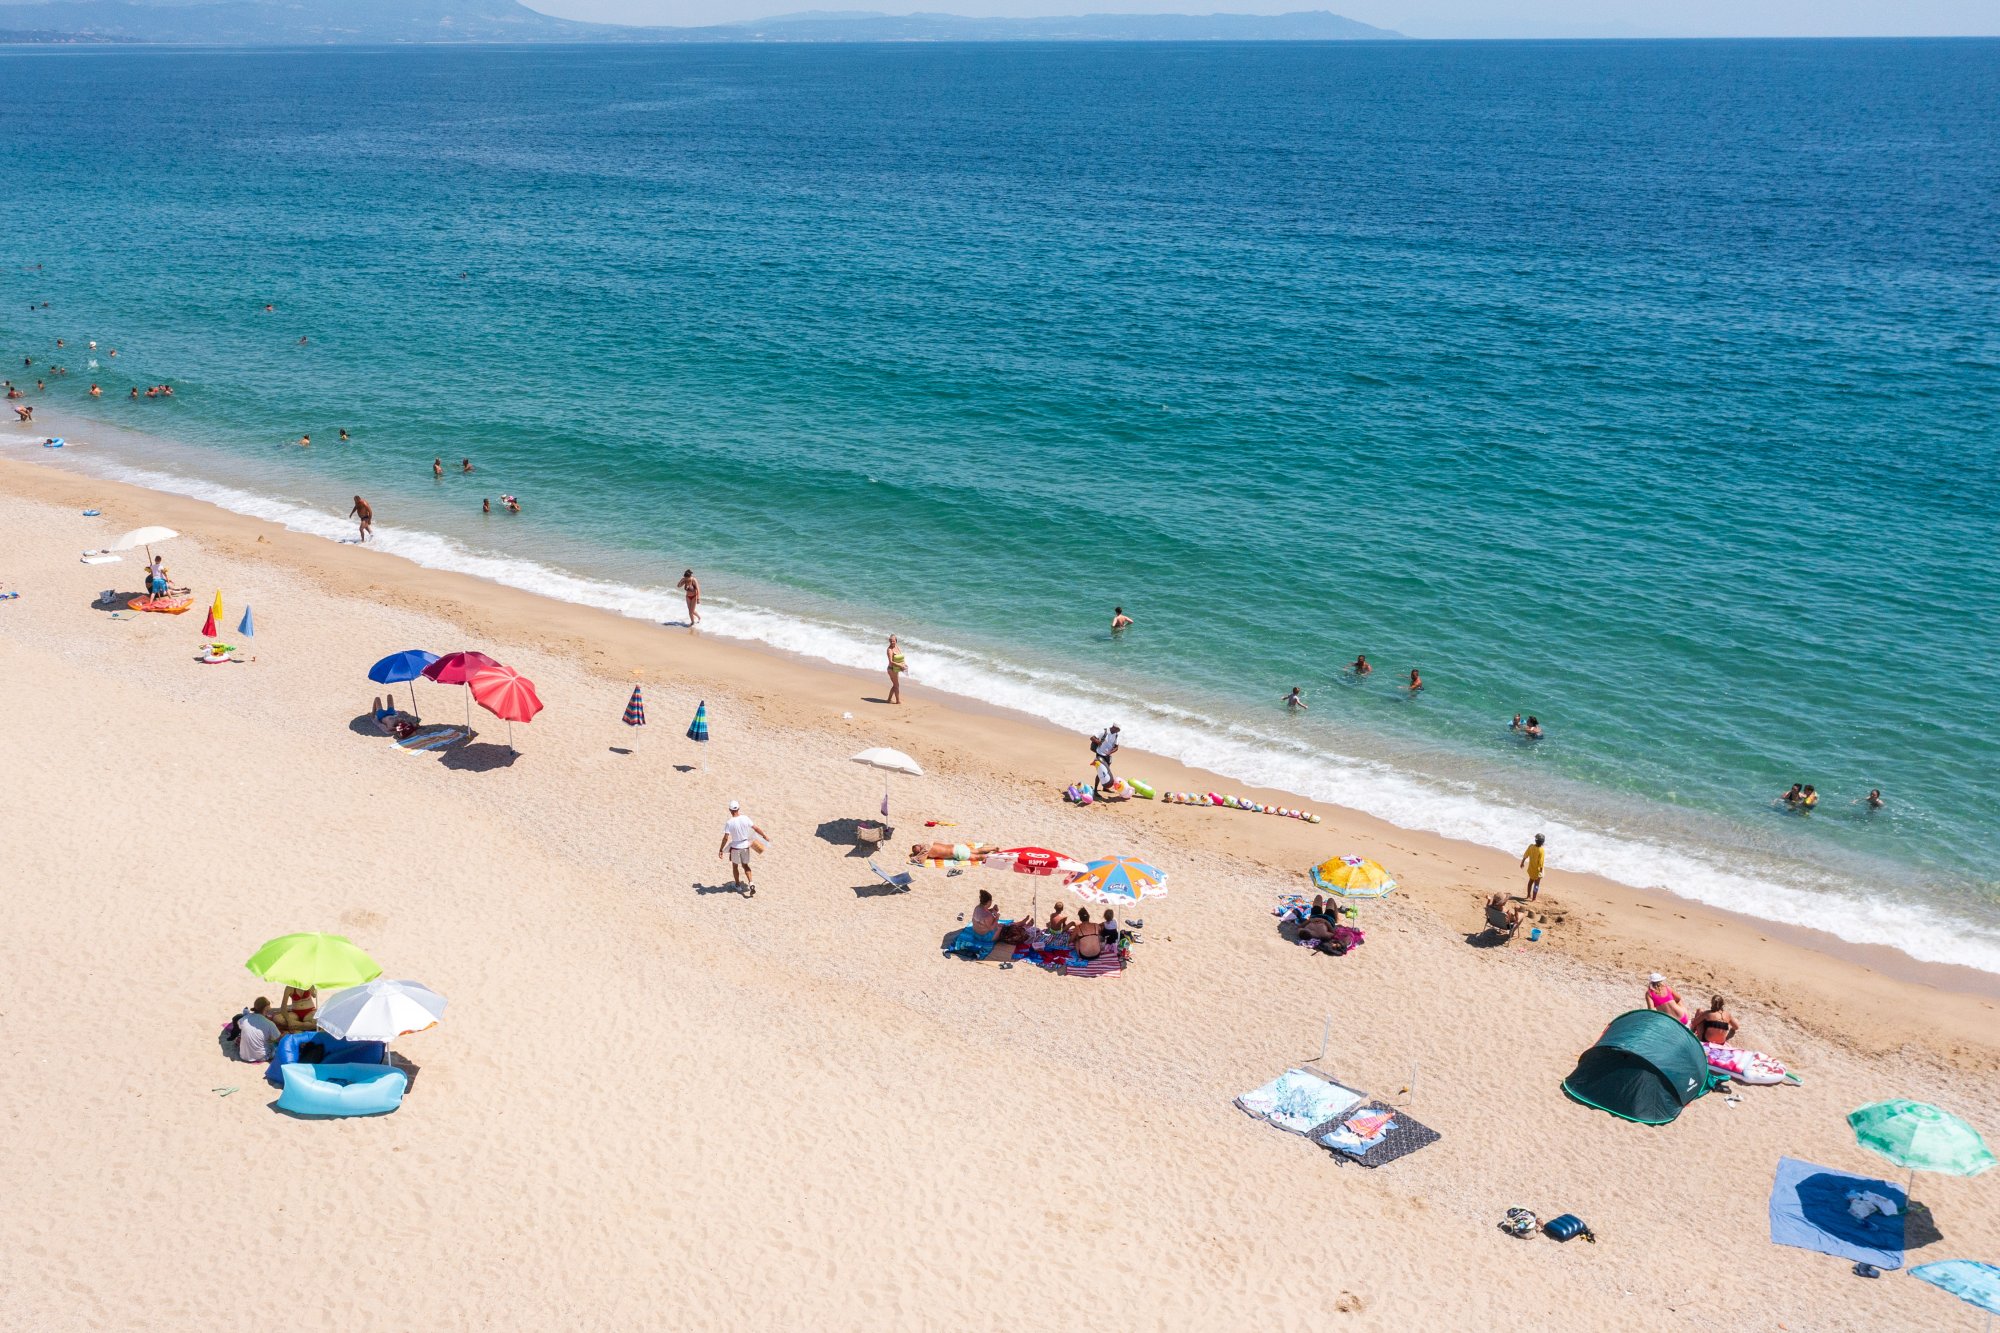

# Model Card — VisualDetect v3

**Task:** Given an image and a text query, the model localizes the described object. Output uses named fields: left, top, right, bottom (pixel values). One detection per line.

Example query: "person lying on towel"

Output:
left=910, top=841, right=997, bottom=864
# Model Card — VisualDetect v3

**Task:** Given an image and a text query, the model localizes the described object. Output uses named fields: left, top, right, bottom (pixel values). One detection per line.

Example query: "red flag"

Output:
left=201, top=609, right=217, bottom=637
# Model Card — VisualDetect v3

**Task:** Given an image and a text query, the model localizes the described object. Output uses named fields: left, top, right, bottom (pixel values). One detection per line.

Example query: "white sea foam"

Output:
left=73, top=454, right=2000, bottom=976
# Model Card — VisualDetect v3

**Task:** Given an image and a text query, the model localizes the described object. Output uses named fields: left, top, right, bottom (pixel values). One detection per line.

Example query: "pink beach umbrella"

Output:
left=423, top=651, right=500, bottom=727
left=468, top=664, right=544, bottom=753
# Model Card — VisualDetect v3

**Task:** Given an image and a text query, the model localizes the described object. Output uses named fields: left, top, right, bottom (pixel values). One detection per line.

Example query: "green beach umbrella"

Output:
left=1849, top=1100, right=1995, bottom=1198
left=245, top=932, right=383, bottom=990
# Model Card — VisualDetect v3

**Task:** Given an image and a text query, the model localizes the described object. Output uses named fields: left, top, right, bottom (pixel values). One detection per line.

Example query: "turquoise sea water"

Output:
left=3, top=40, right=1997, bottom=969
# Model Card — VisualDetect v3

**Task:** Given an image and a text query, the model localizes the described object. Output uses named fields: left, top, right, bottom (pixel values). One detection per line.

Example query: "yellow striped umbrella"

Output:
left=1309, top=856, right=1397, bottom=899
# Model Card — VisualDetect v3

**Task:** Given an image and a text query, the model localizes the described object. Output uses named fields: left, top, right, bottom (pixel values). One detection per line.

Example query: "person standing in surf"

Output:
left=349, top=495, right=373, bottom=542
left=886, top=635, right=906, bottom=704
left=677, top=570, right=702, bottom=627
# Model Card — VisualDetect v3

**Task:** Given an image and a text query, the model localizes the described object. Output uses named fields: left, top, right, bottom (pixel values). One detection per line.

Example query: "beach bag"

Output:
left=1543, top=1214, right=1594, bottom=1243
left=1498, top=1209, right=1538, bottom=1239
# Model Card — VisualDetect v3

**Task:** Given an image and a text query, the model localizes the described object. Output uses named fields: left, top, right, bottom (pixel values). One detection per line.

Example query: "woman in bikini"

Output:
left=677, top=570, right=701, bottom=626
left=886, top=636, right=906, bottom=705
left=276, top=985, right=319, bottom=1033
left=1072, top=908, right=1104, bottom=960
left=1692, top=996, right=1738, bottom=1047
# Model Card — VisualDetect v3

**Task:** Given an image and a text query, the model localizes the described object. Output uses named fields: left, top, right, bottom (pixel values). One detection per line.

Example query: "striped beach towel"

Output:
left=396, top=725, right=469, bottom=752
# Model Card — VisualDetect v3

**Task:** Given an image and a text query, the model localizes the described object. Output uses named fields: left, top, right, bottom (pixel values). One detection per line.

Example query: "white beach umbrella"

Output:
left=315, top=979, right=447, bottom=1044
left=109, top=525, right=178, bottom=562
left=852, top=747, right=923, bottom=820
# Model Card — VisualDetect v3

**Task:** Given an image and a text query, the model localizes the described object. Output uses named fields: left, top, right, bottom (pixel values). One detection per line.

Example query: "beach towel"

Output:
left=1768, top=1156, right=1906, bottom=1269
left=946, top=926, right=999, bottom=960
left=1064, top=948, right=1124, bottom=978
left=1236, top=1068, right=1365, bottom=1136
left=395, top=725, right=469, bottom=752
left=1314, top=1100, right=1443, bottom=1167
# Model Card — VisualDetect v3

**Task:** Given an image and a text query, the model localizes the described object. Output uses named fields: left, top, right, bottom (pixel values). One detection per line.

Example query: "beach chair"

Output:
left=855, top=822, right=891, bottom=847
left=868, top=859, right=913, bottom=893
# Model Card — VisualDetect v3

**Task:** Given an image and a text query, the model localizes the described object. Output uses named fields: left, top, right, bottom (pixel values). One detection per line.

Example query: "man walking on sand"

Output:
left=1520, top=833, right=1546, bottom=902
left=718, top=800, right=768, bottom=897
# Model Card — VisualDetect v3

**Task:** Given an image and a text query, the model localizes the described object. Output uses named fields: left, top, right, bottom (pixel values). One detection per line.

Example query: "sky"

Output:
left=527, top=0, right=2000, bottom=37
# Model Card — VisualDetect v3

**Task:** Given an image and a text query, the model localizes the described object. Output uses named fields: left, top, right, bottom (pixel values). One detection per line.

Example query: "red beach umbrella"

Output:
left=986, top=847, right=1088, bottom=877
left=423, top=650, right=501, bottom=727
left=468, top=664, right=543, bottom=752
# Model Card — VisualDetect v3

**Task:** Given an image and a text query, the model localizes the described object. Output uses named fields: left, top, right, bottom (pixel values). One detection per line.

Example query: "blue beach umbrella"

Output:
left=368, top=649, right=439, bottom=717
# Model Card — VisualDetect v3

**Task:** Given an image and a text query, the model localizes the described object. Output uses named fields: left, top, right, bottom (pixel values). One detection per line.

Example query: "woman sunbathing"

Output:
left=1072, top=908, right=1104, bottom=960
left=910, top=841, right=998, bottom=863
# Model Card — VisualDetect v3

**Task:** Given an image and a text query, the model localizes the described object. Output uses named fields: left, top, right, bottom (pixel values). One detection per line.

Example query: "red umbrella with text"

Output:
left=468, top=664, right=543, bottom=753
left=423, top=650, right=500, bottom=728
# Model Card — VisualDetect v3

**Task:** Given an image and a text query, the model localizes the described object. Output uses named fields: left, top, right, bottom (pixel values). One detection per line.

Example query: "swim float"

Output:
left=128, top=596, right=192, bottom=614
left=276, top=1062, right=407, bottom=1117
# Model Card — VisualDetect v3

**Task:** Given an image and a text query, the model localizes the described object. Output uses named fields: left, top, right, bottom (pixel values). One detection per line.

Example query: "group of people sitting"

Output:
left=1644, top=972, right=1740, bottom=1046
left=230, top=985, right=320, bottom=1062
left=951, top=888, right=1126, bottom=961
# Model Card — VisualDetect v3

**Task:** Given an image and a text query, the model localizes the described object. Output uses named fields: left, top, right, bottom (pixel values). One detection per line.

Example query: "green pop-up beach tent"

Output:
left=1562, top=1009, right=1713, bottom=1125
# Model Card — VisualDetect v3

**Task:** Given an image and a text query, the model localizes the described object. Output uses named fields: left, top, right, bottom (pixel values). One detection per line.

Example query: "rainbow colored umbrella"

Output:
left=622, top=685, right=646, bottom=727
left=1067, top=856, right=1167, bottom=907
left=1310, top=855, right=1397, bottom=899
left=469, top=664, right=543, bottom=752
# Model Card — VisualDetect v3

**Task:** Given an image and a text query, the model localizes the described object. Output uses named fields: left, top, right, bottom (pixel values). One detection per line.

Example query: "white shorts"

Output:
left=729, top=847, right=754, bottom=866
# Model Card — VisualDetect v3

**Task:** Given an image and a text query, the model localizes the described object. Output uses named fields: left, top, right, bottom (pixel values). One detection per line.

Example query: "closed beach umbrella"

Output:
left=423, top=650, right=498, bottom=726
left=110, top=525, right=177, bottom=561
left=369, top=648, right=439, bottom=718
left=1310, top=855, right=1397, bottom=899
left=209, top=589, right=224, bottom=623
left=623, top=685, right=646, bottom=727
left=1067, top=856, right=1168, bottom=907
left=1912, top=1261, right=2000, bottom=1329
left=1850, top=1100, right=1995, bottom=1198
left=852, top=747, right=921, bottom=820
left=237, top=605, right=255, bottom=638
left=245, top=932, right=382, bottom=990
left=315, top=978, right=447, bottom=1044
left=201, top=603, right=218, bottom=638
left=686, top=700, right=710, bottom=770
left=469, top=663, right=543, bottom=752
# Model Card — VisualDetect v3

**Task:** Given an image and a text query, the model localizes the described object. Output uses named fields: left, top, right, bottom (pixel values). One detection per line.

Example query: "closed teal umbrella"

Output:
left=1849, top=1100, right=1994, bottom=1199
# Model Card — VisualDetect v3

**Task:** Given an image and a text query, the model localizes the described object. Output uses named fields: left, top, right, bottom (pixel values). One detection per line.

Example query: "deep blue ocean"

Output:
left=3, top=40, right=1996, bottom=969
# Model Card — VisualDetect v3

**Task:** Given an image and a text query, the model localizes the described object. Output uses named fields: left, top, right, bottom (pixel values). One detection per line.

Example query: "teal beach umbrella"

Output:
left=687, top=700, right=709, bottom=770
left=1911, top=1261, right=2000, bottom=1329
left=1848, top=1100, right=1994, bottom=1198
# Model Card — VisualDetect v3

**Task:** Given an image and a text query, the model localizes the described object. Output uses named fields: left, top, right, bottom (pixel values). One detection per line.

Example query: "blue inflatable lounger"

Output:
left=277, top=1062, right=408, bottom=1117
left=264, top=1031, right=387, bottom=1088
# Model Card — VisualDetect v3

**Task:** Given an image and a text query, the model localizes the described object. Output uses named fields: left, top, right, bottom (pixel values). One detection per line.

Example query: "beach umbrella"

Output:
left=245, top=932, right=382, bottom=990
left=469, top=663, right=543, bottom=752
left=1850, top=1100, right=1995, bottom=1199
left=852, top=747, right=921, bottom=820
left=622, top=685, right=646, bottom=727
left=200, top=605, right=217, bottom=638
left=368, top=648, right=439, bottom=718
left=1912, top=1261, right=2000, bottom=1330
left=986, top=847, right=1088, bottom=877
left=423, top=650, right=498, bottom=726
left=1067, top=856, right=1168, bottom=907
left=109, top=525, right=176, bottom=562
left=686, top=700, right=709, bottom=769
left=1310, top=855, right=1398, bottom=899
left=209, top=589, right=223, bottom=622
left=315, top=978, right=447, bottom=1044
left=237, top=606, right=255, bottom=638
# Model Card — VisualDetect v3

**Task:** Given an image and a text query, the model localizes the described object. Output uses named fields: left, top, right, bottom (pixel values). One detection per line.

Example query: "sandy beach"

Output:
left=2, top=448, right=1995, bottom=1332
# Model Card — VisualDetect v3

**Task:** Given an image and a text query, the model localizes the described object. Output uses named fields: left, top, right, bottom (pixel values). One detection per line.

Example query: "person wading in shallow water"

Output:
left=677, top=570, right=701, bottom=627
left=349, top=495, right=373, bottom=542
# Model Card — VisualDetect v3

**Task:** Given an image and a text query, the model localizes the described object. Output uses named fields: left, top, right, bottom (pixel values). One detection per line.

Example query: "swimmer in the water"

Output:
left=88, top=341, right=96, bottom=350
left=129, top=387, right=139, bottom=399
left=433, top=458, right=444, bottom=479
left=1859, top=789, right=1884, bottom=810
left=503, top=495, right=521, bottom=513
left=1111, top=606, right=1133, bottom=632
left=1407, top=668, right=1423, bottom=694
left=1523, top=715, right=1542, bottom=738
left=482, top=498, right=491, bottom=514
left=264, top=304, right=274, bottom=313
left=338, top=429, right=349, bottom=441
left=54, top=338, right=63, bottom=348
left=1351, top=654, right=1371, bottom=677
left=297, top=336, right=309, bottom=345
left=107, top=348, right=116, bottom=357
left=1800, top=784, right=1818, bottom=810
left=460, top=458, right=473, bottom=473
left=297, top=434, right=311, bottom=448
left=1284, top=686, right=1307, bottom=710
left=88, top=383, right=101, bottom=397
left=1777, top=783, right=1803, bottom=807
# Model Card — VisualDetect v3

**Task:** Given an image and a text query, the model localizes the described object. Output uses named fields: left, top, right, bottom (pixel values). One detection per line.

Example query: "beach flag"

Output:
left=686, top=701, right=709, bottom=743
left=237, top=606, right=255, bottom=638
left=201, top=606, right=217, bottom=637
left=623, top=685, right=646, bottom=727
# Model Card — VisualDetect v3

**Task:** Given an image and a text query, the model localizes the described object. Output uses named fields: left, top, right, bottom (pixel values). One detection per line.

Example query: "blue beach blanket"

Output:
left=1768, top=1156, right=1907, bottom=1269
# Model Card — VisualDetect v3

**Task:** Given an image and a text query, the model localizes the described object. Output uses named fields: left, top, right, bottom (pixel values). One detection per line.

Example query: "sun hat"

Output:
left=1648, top=971, right=1665, bottom=984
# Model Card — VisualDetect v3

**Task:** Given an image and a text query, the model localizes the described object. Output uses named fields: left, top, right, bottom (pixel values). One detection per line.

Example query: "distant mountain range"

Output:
left=0, top=1, right=1403, bottom=45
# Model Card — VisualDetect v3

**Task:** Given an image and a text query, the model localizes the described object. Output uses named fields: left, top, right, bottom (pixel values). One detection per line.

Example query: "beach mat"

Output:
left=1768, top=1156, right=1906, bottom=1269
left=1314, top=1100, right=1442, bottom=1168
left=395, top=725, right=470, bottom=752
left=1236, top=1067, right=1365, bottom=1137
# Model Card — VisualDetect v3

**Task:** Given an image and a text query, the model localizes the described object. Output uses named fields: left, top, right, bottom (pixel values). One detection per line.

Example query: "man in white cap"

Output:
left=717, top=800, right=768, bottom=897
